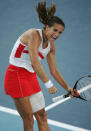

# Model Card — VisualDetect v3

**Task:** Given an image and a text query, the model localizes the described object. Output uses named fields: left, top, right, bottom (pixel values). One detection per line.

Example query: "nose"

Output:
left=55, top=32, right=60, bottom=38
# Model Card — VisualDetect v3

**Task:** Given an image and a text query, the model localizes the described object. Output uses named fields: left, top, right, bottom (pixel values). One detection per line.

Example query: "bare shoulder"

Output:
left=20, top=29, right=41, bottom=45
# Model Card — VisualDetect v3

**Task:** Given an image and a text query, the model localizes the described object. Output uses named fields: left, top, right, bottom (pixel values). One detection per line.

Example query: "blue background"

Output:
left=0, top=0, right=91, bottom=130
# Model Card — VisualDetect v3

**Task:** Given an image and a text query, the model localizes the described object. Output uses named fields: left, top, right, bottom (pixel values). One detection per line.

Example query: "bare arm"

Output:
left=47, top=43, right=70, bottom=92
left=27, top=30, right=49, bottom=83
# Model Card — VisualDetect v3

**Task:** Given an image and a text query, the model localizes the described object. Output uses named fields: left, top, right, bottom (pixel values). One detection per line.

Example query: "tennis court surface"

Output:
left=0, top=0, right=91, bottom=130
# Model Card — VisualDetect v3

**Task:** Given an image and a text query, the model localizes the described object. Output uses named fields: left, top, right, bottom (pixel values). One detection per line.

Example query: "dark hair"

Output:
left=36, top=1, right=65, bottom=28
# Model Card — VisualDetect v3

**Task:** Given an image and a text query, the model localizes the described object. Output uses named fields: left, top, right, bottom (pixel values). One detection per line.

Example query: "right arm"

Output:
left=27, top=30, right=57, bottom=94
left=24, top=30, right=57, bottom=94
left=27, top=30, right=49, bottom=83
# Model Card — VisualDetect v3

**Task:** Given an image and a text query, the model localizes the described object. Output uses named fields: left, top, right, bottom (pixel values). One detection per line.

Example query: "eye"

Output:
left=53, top=29, right=58, bottom=32
left=53, top=29, right=62, bottom=34
left=59, top=31, right=62, bottom=34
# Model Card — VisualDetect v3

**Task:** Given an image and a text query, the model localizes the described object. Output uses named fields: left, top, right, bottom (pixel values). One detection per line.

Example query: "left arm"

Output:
left=47, top=43, right=70, bottom=92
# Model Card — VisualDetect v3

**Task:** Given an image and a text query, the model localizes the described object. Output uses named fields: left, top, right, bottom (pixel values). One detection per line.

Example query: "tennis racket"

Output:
left=52, top=75, right=91, bottom=102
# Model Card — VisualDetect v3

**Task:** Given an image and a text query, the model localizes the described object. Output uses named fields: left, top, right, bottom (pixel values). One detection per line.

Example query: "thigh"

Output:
left=29, top=91, right=45, bottom=113
left=13, top=96, right=33, bottom=118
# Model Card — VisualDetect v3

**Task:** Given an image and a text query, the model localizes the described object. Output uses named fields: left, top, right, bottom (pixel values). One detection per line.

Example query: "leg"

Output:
left=34, top=109, right=50, bottom=131
left=13, top=96, right=34, bottom=131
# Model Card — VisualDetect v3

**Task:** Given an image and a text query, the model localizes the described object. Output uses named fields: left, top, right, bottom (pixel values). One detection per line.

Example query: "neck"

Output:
left=42, top=30, right=48, bottom=43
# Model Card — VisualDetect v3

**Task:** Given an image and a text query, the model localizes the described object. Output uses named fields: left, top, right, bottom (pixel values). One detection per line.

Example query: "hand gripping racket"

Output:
left=52, top=75, right=91, bottom=102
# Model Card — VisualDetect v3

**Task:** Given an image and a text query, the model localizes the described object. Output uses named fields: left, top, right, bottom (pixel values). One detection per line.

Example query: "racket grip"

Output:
left=52, top=95, right=64, bottom=102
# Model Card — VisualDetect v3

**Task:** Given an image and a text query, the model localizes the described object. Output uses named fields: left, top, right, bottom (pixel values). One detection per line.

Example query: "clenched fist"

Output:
left=48, top=86, right=57, bottom=94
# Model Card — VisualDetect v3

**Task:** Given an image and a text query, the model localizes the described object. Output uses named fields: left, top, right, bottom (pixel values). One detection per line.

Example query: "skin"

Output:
left=13, top=23, right=73, bottom=131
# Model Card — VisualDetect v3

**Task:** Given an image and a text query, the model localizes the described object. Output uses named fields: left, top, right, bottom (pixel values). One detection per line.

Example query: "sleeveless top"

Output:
left=9, top=29, right=51, bottom=72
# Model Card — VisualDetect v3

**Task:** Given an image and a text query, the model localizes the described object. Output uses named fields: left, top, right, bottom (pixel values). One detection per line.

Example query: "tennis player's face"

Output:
left=46, top=23, right=64, bottom=42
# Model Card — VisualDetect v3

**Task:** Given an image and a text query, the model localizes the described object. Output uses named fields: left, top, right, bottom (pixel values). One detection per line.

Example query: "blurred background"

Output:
left=0, top=0, right=91, bottom=130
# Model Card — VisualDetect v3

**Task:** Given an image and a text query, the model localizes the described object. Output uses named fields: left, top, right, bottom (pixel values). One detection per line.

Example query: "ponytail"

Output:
left=36, top=1, right=56, bottom=25
left=36, top=1, right=65, bottom=28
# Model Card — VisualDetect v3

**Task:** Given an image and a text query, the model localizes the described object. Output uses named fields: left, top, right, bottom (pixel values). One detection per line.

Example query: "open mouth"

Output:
left=51, top=35, right=57, bottom=41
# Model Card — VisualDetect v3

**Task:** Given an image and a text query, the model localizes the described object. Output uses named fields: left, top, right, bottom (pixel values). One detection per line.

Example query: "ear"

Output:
left=45, top=25, right=49, bottom=30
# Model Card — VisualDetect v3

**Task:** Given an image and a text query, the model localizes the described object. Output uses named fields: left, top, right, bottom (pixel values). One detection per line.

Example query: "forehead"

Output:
left=52, top=23, right=64, bottom=31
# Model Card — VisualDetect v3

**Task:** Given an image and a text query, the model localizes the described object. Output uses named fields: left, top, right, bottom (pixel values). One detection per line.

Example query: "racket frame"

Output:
left=52, top=75, right=91, bottom=102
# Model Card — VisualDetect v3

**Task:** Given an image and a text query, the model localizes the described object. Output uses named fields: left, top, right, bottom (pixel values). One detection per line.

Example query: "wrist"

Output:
left=66, top=87, right=72, bottom=92
left=44, top=80, right=53, bottom=89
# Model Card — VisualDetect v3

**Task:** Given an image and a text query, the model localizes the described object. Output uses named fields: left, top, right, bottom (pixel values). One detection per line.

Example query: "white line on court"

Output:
left=48, top=119, right=90, bottom=131
left=0, top=106, right=90, bottom=131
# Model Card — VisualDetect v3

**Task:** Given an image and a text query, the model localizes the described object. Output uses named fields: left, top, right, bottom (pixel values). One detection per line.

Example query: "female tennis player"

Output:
left=4, top=1, right=75, bottom=131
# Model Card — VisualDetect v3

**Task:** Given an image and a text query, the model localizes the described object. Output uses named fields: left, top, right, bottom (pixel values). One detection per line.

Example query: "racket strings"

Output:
left=77, top=77, right=91, bottom=101
left=77, top=82, right=87, bottom=100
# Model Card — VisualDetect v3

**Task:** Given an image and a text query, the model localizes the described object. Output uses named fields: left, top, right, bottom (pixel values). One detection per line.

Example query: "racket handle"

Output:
left=52, top=95, right=64, bottom=102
